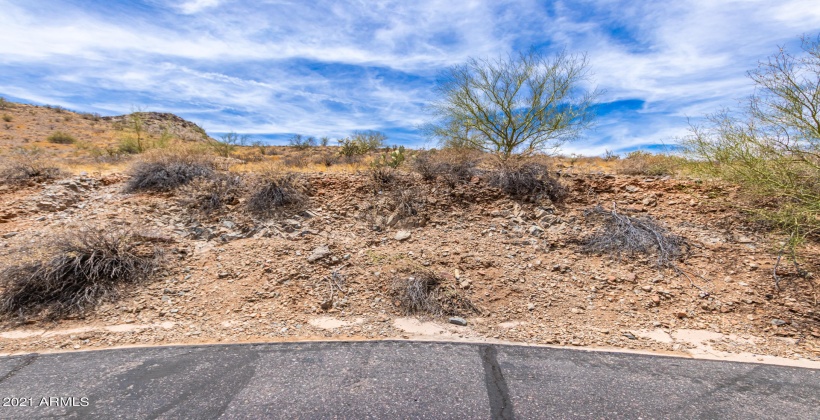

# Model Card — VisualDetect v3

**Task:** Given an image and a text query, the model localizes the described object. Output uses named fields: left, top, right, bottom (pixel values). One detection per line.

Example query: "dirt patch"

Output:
left=0, top=168, right=817, bottom=363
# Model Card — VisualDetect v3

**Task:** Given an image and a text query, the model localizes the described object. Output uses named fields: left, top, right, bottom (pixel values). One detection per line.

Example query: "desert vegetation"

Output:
left=0, top=228, right=163, bottom=321
left=46, top=131, right=77, bottom=144
left=0, top=37, right=818, bottom=361
left=124, top=150, right=216, bottom=193
left=427, top=49, right=600, bottom=162
left=247, top=172, right=310, bottom=218
left=581, top=204, right=688, bottom=268
left=682, top=35, right=820, bottom=279
left=0, top=148, right=63, bottom=187
left=390, top=270, right=478, bottom=317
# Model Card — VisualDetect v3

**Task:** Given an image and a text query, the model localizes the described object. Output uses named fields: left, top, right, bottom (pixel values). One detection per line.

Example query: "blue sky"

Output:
left=2, top=0, right=819, bottom=155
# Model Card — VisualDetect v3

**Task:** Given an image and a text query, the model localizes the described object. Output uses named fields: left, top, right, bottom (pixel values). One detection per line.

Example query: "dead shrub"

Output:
left=311, top=152, right=340, bottom=167
left=390, top=271, right=478, bottom=317
left=364, top=169, right=426, bottom=229
left=0, top=149, right=63, bottom=186
left=488, top=162, right=567, bottom=203
left=368, top=166, right=396, bottom=188
left=280, top=153, right=309, bottom=168
left=247, top=173, right=309, bottom=218
left=125, top=152, right=215, bottom=193
left=0, top=228, right=163, bottom=321
left=179, top=173, right=244, bottom=215
left=616, top=151, right=681, bottom=176
left=413, top=150, right=478, bottom=187
left=582, top=205, right=687, bottom=267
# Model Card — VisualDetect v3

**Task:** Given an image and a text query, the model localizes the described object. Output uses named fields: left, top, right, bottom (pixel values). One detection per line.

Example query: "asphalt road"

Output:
left=0, top=341, right=817, bottom=419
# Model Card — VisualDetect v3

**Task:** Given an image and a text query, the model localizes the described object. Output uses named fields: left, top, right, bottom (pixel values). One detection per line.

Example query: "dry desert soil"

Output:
left=0, top=102, right=818, bottom=367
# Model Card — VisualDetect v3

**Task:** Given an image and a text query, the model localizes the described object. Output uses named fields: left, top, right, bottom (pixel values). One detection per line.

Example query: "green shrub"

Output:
left=2, top=114, right=11, bottom=122
left=338, top=138, right=369, bottom=156
left=372, top=146, right=406, bottom=169
left=46, top=131, right=76, bottom=144
left=117, top=137, right=142, bottom=154
left=338, top=131, right=387, bottom=156
left=681, top=35, right=820, bottom=254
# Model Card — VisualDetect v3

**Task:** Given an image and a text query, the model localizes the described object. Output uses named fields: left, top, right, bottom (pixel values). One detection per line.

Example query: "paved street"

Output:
left=0, top=341, right=817, bottom=419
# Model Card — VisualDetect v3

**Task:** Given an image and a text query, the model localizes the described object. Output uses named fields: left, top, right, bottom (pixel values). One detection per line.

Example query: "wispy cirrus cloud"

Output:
left=1, top=0, right=819, bottom=153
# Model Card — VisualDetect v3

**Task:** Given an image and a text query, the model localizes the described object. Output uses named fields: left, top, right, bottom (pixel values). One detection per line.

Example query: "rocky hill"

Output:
left=102, top=112, right=212, bottom=143
left=0, top=100, right=213, bottom=163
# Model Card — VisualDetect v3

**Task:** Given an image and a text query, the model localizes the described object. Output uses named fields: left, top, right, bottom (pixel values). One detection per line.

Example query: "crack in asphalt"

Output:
left=0, top=353, right=38, bottom=385
left=480, top=345, right=515, bottom=420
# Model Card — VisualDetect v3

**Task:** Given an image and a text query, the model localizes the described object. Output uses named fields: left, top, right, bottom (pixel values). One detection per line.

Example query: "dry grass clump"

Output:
left=368, top=166, right=396, bottom=187
left=311, top=151, right=342, bottom=167
left=246, top=173, right=309, bottom=218
left=364, top=168, right=426, bottom=229
left=124, top=151, right=215, bottom=193
left=0, top=228, right=163, bottom=321
left=582, top=205, right=687, bottom=267
left=0, top=149, right=63, bottom=187
left=413, top=150, right=479, bottom=187
left=46, top=131, right=77, bottom=144
left=488, top=162, right=567, bottom=203
left=279, top=153, right=310, bottom=168
left=179, top=173, right=244, bottom=215
left=616, top=151, right=681, bottom=176
left=390, top=271, right=478, bottom=317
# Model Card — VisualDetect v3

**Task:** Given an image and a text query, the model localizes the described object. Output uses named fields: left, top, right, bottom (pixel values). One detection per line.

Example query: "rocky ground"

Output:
left=0, top=167, right=818, bottom=366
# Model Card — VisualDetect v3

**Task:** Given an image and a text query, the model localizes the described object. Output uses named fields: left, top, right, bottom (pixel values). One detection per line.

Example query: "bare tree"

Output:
left=428, top=49, right=601, bottom=162
left=288, top=134, right=316, bottom=149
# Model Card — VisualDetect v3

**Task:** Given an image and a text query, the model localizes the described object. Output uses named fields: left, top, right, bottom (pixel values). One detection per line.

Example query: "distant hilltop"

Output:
left=0, top=98, right=214, bottom=148
left=102, top=112, right=213, bottom=143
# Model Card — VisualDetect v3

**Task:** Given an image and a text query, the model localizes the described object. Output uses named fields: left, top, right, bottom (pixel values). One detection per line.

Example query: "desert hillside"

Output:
left=0, top=101, right=211, bottom=167
left=0, top=100, right=817, bottom=365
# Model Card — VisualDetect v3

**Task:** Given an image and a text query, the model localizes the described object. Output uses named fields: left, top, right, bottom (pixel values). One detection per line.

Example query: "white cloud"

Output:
left=2, top=0, right=820, bottom=151
left=177, top=0, right=225, bottom=14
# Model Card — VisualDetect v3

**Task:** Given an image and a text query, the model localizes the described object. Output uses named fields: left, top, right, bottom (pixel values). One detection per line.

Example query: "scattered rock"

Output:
left=395, top=230, right=411, bottom=241
left=307, top=245, right=331, bottom=262
left=449, top=317, right=467, bottom=326
left=771, top=319, right=787, bottom=326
